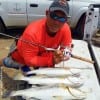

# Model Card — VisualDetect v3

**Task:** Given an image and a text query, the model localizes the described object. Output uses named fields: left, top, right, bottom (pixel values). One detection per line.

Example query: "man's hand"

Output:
left=53, top=50, right=64, bottom=64
left=53, top=47, right=72, bottom=64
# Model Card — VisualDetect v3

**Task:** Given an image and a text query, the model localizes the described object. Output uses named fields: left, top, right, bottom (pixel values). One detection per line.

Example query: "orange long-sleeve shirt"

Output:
left=11, top=18, right=72, bottom=67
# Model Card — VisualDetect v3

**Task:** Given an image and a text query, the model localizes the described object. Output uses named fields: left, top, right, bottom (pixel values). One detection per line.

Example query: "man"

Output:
left=0, top=0, right=72, bottom=72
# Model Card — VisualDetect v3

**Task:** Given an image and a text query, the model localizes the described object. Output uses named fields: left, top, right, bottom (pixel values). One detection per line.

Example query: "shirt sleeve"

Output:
left=18, top=32, right=54, bottom=67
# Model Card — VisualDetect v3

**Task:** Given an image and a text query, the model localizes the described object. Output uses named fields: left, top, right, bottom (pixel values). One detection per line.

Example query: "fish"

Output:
left=26, top=67, right=81, bottom=77
left=14, top=73, right=84, bottom=88
left=10, top=86, right=87, bottom=100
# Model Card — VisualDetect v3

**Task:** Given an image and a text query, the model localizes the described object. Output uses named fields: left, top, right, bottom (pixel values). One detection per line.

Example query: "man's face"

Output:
left=46, top=10, right=67, bottom=33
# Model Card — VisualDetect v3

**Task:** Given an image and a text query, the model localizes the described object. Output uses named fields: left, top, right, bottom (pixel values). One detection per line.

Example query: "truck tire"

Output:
left=0, top=19, right=5, bottom=33
left=75, top=14, right=86, bottom=39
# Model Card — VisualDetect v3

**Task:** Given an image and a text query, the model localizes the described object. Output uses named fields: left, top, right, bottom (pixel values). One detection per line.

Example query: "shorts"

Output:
left=3, top=56, right=24, bottom=69
left=3, top=57, right=32, bottom=74
left=3, top=57, right=40, bottom=76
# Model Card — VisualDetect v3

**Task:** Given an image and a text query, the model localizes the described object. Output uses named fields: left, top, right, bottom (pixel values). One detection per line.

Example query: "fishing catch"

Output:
left=14, top=73, right=84, bottom=88
left=26, top=67, right=81, bottom=77
left=10, top=86, right=87, bottom=100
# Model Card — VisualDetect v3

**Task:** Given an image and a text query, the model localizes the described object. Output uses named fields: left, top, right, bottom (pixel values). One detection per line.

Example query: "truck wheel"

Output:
left=0, top=20, right=5, bottom=33
left=75, top=14, right=86, bottom=39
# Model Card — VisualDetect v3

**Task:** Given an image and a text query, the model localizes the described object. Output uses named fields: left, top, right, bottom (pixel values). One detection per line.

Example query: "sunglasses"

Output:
left=50, top=12, right=67, bottom=23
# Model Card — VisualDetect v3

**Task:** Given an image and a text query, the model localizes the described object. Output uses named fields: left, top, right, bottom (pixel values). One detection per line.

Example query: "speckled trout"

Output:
left=14, top=73, right=84, bottom=88
left=10, top=86, right=86, bottom=100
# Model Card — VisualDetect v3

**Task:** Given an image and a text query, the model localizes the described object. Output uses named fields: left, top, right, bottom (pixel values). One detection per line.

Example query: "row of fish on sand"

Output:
left=9, top=66, right=92, bottom=100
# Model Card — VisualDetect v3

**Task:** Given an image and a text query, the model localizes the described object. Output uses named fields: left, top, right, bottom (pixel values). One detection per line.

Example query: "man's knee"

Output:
left=2, top=56, right=23, bottom=69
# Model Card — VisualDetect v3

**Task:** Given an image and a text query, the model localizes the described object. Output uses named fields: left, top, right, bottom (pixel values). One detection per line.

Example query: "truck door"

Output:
left=27, top=0, right=53, bottom=24
left=7, top=0, right=27, bottom=27
left=27, top=0, right=72, bottom=24
left=66, top=0, right=73, bottom=26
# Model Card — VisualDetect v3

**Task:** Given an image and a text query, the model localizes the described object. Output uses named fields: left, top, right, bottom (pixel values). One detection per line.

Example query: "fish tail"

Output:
left=9, top=91, right=17, bottom=97
left=13, top=73, right=24, bottom=80
left=10, top=90, right=22, bottom=97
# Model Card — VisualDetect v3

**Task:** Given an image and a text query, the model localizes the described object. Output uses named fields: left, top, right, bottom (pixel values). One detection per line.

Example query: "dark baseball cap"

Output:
left=49, top=0, right=70, bottom=18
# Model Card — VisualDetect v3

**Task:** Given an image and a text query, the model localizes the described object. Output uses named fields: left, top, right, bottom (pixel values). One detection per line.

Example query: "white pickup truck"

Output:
left=0, top=0, right=100, bottom=39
